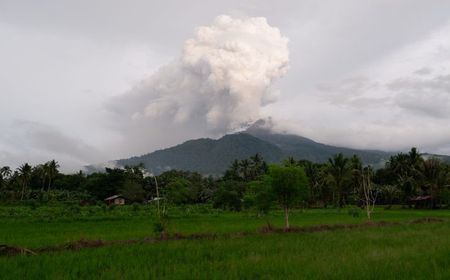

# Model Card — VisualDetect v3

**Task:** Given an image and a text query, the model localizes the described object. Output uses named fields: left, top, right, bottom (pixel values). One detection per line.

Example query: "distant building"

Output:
left=409, top=195, right=433, bottom=209
left=104, top=194, right=125, bottom=205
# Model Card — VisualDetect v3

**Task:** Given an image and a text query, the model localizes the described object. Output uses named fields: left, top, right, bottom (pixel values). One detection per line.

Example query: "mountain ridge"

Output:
left=86, top=122, right=450, bottom=175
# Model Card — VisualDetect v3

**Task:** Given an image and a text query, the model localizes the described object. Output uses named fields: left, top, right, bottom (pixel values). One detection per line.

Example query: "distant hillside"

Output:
left=245, top=121, right=392, bottom=166
left=88, top=121, right=450, bottom=175
left=422, top=153, right=450, bottom=164
left=115, top=133, right=284, bottom=175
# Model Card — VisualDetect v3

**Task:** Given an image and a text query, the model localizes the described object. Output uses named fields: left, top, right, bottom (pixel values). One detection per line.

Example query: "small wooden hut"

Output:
left=409, top=195, right=432, bottom=209
left=104, top=194, right=125, bottom=205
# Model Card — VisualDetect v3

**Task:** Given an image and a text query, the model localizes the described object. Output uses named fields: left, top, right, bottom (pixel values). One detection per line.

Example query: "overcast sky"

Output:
left=1, top=0, right=450, bottom=172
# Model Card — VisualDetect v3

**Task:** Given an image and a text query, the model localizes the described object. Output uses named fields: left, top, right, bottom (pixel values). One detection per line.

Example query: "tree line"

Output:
left=1, top=148, right=449, bottom=212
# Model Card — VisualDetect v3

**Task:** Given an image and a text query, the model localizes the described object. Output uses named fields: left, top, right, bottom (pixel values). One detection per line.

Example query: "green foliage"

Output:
left=165, top=178, right=193, bottom=205
left=223, top=154, right=269, bottom=182
left=119, top=180, right=146, bottom=202
left=269, top=165, right=309, bottom=208
left=244, top=177, right=274, bottom=215
left=327, top=153, right=351, bottom=208
left=269, top=164, right=309, bottom=228
left=1, top=147, right=449, bottom=210
left=213, top=180, right=245, bottom=211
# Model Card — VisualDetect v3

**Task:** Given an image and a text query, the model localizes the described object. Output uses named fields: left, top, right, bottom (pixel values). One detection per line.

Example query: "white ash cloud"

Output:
left=109, top=15, right=289, bottom=154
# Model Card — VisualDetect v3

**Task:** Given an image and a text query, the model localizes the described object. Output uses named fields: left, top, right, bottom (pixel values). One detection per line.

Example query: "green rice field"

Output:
left=1, top=205, right=449, bottom=279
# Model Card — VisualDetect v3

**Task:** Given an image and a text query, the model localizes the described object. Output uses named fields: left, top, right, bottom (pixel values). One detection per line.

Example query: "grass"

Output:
left=1, top=205, right=450, bottom=279
left=1, top=205, right=449, bottom=248
left=1, top=223, right=449, bottom=279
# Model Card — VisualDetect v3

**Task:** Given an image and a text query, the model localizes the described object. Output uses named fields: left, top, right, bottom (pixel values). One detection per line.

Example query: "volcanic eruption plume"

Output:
left=110, top=15, right=289, bottom=153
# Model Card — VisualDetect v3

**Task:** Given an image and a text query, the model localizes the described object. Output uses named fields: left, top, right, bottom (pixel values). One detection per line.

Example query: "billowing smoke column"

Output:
left=111, top=15, right=289, bottom=153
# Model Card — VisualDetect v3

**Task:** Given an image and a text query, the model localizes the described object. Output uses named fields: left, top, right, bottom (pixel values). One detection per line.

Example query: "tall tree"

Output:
left=349, top=155, right=363, bottom=205
left=17, top=163, right=32, bottom=200
left=387, top=148, right=423, bottom=204
left=46, top=160, right=60, bottom=192
left=34, top=164, right=48, bottom=192
left=418, top=158, right=448, bottom=208
left=283, top=156, right=297, bottom=167
left=270, top=165, right=308, bottom=229
left=0, top=166, right=12, bottom=190
left=0, top=166, right=12, bottom=178
left=327, top=153, right=350, bottom=208
left=224, top=160, right=241, bottom=181
left=298, top=160, right=326, bottom=207
left=360, top=166, right=377, bottom=220
left=224, top=155, right=268, bottom=182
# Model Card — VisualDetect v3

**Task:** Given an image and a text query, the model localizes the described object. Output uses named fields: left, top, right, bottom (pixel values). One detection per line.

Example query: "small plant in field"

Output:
left=347, top=207, right=360, bottom=218
left=153, top=221, right=165, bottom=234
left=153, top=215, right=169, bottom=238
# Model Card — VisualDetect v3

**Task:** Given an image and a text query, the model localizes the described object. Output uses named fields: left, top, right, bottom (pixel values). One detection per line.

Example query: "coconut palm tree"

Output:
left=0, top=166, right=12, bottom=178
left=408, top=147, right=423, bottom=170
left=0, top=166, right=12, bottom=189
left=349, top=155, right=363, bottom=204
left=418, top=158, right=448, bottom=208
left=327, top=153, right=350, bottom=208
left=283, top=156, right=297, bottom=167
left=248, top=153, right=267, bottom=180
left=34, top=164, right=48, bottom=192
left=45, top=160, right=60, bottom=192
left=387, top=149, right=424, bottom=204
left=224, top=160, right=241, bottom=181
left=240, top=159, right=251, bottom=181
left=17, top=163, right=32, bottom=200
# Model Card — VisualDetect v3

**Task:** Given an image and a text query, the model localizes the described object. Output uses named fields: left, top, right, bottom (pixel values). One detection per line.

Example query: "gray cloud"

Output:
left=1, top=1, right=450, bottom=171
left=317, top=76, right=386, bottom=108
left=413, top=67, right=433, bottom=76
left=0, top=120, right=105, bottom=172
left=389, top=74, right=450, bottom=118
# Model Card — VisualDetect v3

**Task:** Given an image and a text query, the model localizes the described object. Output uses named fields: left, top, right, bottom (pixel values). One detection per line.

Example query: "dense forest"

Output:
left=1, top=148, right=449, bottom=210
